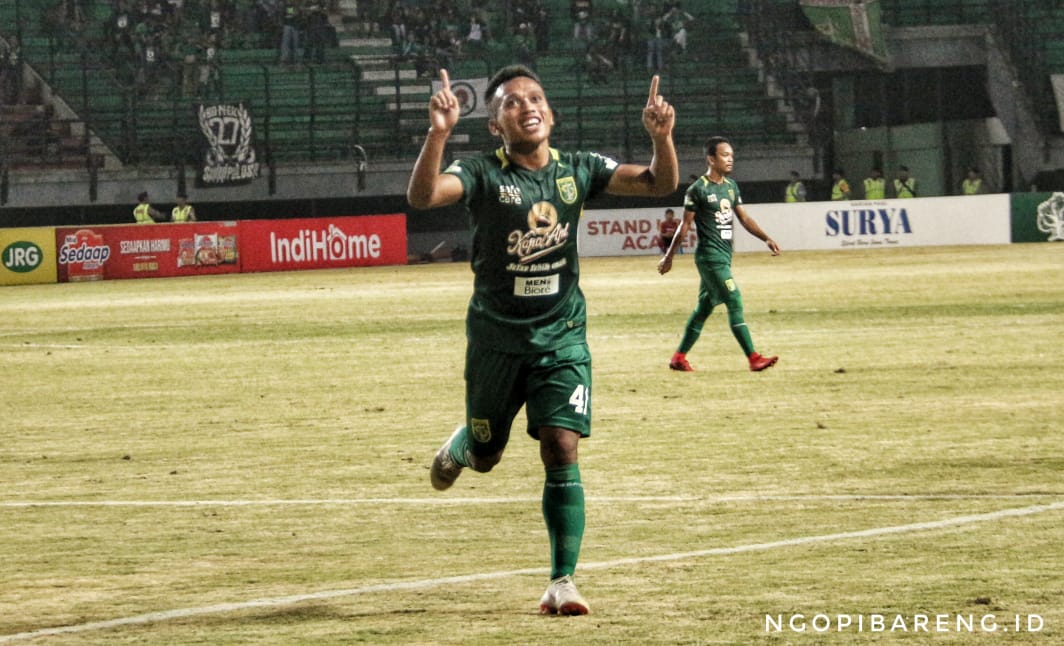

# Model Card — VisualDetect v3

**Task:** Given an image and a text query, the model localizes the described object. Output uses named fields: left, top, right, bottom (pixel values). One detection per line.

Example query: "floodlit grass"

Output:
left=1, top=244, right=1061, bottom=644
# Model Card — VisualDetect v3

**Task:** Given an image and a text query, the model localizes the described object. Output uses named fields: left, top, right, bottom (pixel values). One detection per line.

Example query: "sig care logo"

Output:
left=2, top=241, right=43, bottom=273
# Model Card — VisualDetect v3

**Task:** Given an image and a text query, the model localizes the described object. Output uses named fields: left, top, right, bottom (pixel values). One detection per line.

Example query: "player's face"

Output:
left=488, top=76, right=553, bottom=147
left=709, top=143, right=735, bottom=175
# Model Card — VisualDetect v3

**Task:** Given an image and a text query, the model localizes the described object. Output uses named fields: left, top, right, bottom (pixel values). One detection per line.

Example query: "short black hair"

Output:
left=485, top=64, right=542, bottom=105
left=704, top=136, right=730, bottom=158
left=138, top=192, right=148, bottom=201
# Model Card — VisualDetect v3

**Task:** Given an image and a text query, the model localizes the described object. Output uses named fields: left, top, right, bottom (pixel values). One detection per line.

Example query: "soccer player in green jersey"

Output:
left=658, top=135, right=780, bottom=372
left=407, top=65, right=678, bottom=615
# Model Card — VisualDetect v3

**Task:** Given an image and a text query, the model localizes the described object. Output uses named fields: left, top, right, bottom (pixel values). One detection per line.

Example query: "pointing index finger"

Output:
left=439, top=69, right=451, bottom=91
left=647, top=75, right=660, bottom=105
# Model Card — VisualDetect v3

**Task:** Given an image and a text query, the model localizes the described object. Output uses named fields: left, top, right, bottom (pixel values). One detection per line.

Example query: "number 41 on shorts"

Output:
left=569, top=384, right=590, bottom=416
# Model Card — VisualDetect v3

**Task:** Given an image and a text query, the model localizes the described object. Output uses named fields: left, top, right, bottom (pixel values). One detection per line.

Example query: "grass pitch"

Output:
left=1, top=244, right=1061, bottom=644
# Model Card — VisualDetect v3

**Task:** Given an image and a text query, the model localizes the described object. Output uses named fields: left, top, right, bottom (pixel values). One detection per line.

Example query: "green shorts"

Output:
left=695, top=257, right=741, bottom=309
left=464, top=341, right=592, bottom=457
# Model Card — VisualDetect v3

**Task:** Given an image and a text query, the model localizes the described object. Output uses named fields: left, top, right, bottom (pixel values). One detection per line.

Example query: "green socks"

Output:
left=446, top=425, right=471, bottom=468
left=543, top=463, right=585, bottom=579
left=730, top=320, right=755, bottom=356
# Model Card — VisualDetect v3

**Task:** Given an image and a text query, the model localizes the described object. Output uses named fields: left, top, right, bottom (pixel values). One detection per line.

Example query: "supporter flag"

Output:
left=195, top=101, right=262, bottom=187
left=1051, top=74, right=1064, bottom=132
left=800, top=0, right=891, bottom=70
left=430, top=77, right=489, bottom=118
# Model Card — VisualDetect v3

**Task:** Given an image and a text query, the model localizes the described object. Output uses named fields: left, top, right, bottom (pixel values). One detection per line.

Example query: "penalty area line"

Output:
left=1, top=499, right=1061, bottom=643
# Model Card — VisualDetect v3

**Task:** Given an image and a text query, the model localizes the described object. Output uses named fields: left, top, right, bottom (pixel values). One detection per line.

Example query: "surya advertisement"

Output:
left=578, top=195, right=1012, bottom=256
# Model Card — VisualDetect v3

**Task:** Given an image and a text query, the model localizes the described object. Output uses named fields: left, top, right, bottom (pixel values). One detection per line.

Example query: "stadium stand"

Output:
left=1, top=0, right=810, bottom=169
left=1, top=0, right=1062, bottom=203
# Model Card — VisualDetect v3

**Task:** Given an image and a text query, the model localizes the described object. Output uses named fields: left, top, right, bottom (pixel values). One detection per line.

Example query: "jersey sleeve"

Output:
left=683, top=181, right=699, bottom=210
left=579, top=151, right=620, bottom=200
left=442, top=156, right=479, bottom=204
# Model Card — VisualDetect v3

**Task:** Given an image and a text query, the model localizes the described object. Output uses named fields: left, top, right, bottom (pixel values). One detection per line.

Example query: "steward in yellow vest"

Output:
left=830, top=169, right=851, bottom=201
left=784, top=171, right=806, bottom=202
left=962, top=167, right=985, bottom=195
left=863, top=168, right=886, bottom=199
left=133, top=192, right=164, bottom=223
left=171, top=194, right=198, bottom=222
left=893, top=166, right=917, bottom=198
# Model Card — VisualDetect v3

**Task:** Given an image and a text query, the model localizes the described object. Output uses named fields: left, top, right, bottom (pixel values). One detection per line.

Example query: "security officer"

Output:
left=171, top=193, right=197, bottom=222
left=962, top=167, right=986, bottom=195
left=863, top=167, right=886, bottom=199
left=893, top=166, right=917, bottom=198
left=784, top=170, right=807, bottom=202
left=831, top=169, right=851, bottom=201
left=133, top=192, right=165, bottom=224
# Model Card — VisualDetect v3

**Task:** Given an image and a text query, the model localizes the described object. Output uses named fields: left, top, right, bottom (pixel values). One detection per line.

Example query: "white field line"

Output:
left=0, top=493, right=1059, bottom=508
left=1, top=499, right=1061, bottom=643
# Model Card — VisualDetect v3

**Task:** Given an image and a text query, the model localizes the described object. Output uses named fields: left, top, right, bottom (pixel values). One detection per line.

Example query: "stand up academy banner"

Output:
left=196, top=102, right=261, bottom=187
left=800, top=0, right=891, bottom=70
left=55, top=222, right=240, bottom=282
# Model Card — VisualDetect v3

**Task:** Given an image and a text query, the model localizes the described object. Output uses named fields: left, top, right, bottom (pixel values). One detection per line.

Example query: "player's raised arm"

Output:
left=407, top=69, right=465, bottom=209
left=606, top=75, right=678, bottom=197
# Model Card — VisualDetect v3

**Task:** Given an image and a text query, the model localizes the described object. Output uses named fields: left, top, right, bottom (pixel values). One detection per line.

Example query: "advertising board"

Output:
left=239, top=214, right=407, bottom=273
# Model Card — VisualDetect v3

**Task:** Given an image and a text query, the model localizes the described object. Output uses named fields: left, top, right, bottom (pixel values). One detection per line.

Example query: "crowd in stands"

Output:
left=383, top=0, right=697, bottom=83
left=36, top=0, right=342, bottom=96
left=20, top=0, right=699, bottom=98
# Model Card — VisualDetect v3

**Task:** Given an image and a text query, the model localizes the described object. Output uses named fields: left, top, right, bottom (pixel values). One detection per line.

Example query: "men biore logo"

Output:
left=269, top=223, right=382, bottom=264
left=2, top=241, right=43, bottom=273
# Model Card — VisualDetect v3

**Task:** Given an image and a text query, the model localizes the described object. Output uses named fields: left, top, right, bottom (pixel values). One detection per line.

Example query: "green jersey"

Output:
left=444, top=147, right=618, bottom=353
left=683, top=174, right=742, bottom=263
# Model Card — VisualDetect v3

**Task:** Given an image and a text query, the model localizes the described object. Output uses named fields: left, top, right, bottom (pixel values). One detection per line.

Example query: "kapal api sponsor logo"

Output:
left=270, top=223, right=382, bottom=264
left=825, top=206, right=913, bottom=246
left=508, top=201, right=569, bottom=264
left=2, top=241, right=43, bottom=273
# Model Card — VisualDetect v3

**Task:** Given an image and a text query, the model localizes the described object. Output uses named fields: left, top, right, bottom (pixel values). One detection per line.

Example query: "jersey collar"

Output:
left=495, top=147, right=560, bottom=170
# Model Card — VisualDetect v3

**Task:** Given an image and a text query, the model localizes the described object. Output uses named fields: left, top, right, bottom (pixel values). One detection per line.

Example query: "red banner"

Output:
left=55, top=222, right=240, bottom=282
left=239, top=214, right=407, bottom=273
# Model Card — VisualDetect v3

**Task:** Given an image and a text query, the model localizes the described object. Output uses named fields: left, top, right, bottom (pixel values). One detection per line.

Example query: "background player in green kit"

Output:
left=407, top=65, right=678, bottom=615
left=658, top=135, right=780, bottom=372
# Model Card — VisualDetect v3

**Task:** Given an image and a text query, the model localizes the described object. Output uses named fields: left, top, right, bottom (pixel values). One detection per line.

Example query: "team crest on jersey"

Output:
left=471, top=418, right=491, bottom=443
left=556, top=176, right=578, bottom=204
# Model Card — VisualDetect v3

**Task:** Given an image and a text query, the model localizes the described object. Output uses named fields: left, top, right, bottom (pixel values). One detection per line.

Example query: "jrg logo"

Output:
left=2, top=241, right=43, bottom=273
